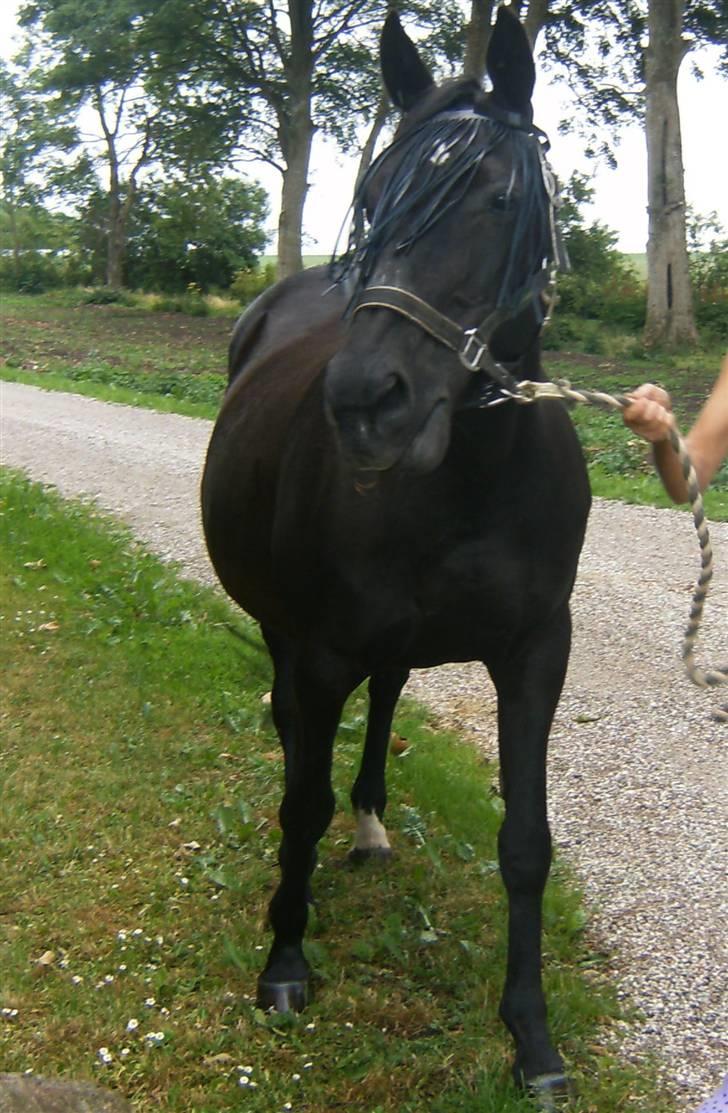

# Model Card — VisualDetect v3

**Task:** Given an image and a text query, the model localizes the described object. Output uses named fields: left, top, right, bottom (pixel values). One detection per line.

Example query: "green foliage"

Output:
left=0, top=56, right=89, bottom=212
left=0, top=201, right=74, bottom=253
left=17, top=0, right=253, bottom=289
left=0, top=249, right=63, bottom=293
left=42, top=359, right=225, bottom=407
left=687, top=209, right=728, bottom=339
left=556, top=173, right=646, bottom=328
left=230, top=261, right=277, bottom=305
left=125, top=178, right=269, bottom=293
left=81, top=285, right=136, bottom=306
left=150, top=290, right=211, bottom=316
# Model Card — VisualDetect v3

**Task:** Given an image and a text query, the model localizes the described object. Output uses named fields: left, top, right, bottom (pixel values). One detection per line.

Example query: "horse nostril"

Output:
left=373, top=371, right=409, bottom=430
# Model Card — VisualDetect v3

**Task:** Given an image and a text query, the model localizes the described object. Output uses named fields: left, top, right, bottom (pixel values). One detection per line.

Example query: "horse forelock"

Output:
left=393, top=77, right=486, bottom=137
left=331, top=78, right=553, bottom=313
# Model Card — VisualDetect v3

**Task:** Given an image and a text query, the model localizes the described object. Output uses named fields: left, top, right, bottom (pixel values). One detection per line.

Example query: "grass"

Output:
left=1, top=290, right=726, bottom=517
left=543, top=346, right=728, bottom=519
left=0, top=290, right=230, bottom=419
left=0, top=469, right=678, bottom=1112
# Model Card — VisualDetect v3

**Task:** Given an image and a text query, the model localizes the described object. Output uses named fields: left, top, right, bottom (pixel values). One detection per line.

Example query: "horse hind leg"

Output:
left=257, top=648, right=362, bottom=1014
left=349, top=667, right=409, bottom=864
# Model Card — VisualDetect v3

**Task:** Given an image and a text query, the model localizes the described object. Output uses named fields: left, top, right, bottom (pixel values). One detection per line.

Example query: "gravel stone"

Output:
left=2, top=380, right=726, bottom=1109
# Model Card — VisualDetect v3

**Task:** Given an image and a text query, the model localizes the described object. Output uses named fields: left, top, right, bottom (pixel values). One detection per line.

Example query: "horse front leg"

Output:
left=349, top=667, right=409, bottom=863
left=257, top=649, right=360, bottom=1013
left=489, top=605, right=574, bottom=1107
left=261, top=625, right=297, bottom=790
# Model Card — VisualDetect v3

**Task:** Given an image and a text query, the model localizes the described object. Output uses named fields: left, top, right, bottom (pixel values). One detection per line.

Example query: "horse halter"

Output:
left=349, top=106, right=565, bottom=400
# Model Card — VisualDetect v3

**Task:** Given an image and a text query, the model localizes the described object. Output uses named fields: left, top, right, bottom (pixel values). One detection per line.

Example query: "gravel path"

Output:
left=2, top=380, right=726, bottom=1109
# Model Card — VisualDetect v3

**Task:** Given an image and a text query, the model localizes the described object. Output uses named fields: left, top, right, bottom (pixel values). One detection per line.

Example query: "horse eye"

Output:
left=491, top=192, right=515, bottom=213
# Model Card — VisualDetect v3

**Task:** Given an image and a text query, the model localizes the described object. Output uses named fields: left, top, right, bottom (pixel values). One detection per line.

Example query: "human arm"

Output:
left=685, top=352, right=728, bottom=495
left=622, top=354, right=728, bottom=503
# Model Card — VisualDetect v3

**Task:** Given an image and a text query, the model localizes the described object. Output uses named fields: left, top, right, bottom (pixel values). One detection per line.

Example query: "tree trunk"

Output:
left=96, top=92, right=125, bottom=289
left=8, top=201, right=22, bottom=285
left=277, top=0, right=315, bottom=278
left=643, top=0, right=697, bottom=347
left=107, top=186, right=125, bottom=289
left=354, top=93, right=390, bottom=194
left=277, top=107, right=314, bottom=278
left=464, top=0, right=496, bottom=81
left=524, top=0, right=550, bottom=50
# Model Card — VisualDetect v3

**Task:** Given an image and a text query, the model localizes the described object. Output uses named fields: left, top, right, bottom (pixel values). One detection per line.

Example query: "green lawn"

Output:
left=0, top=470, right=678, bottom=1112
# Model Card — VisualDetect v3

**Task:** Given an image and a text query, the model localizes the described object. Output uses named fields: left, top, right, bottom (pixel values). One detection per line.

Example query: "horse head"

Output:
left=325, top=7, right=561, bottom=473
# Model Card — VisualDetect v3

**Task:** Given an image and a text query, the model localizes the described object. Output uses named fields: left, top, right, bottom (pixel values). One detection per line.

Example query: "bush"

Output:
left=82, top=286, right=137, bottom=307
left=151, top=290, right=210, bottom=316
left=230, top=262, right=277, bottom=306
left=0, top=252, right=65, bottom=294
left=694, top=294, right=728, bottom=336
left=123, top=178, right=269, bottom=293
left=556, top=272, right=645, bottom=330
left=553, top=172, right=647, bottom=330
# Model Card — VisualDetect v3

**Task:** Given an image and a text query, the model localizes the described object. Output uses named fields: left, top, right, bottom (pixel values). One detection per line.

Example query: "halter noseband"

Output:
left=348, top=107, right=564, bottom=399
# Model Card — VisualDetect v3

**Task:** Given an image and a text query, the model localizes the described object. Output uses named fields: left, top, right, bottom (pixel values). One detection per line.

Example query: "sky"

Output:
left=2, top=3, right=726, bottom=255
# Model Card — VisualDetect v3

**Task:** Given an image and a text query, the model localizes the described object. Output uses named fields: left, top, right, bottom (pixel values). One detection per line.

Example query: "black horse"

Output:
left=202, top=8, right=590, bottom=1104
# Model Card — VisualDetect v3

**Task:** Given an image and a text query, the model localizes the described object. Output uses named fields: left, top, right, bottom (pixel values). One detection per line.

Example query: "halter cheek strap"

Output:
left=351, top=273, right=554, bottom=394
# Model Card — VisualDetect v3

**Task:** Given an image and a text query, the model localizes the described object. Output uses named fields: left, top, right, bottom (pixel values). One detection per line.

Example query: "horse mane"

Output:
left=331, top=77, right=553, bottom=313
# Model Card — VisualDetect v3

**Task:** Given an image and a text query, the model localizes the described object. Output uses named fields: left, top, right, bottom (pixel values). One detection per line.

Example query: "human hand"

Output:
left=622, top=383, right=675, bottom=444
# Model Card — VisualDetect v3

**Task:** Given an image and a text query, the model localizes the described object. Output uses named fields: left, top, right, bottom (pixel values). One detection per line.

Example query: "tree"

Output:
left=0, top=56, right=90, bottom=286
left=537, top=0, right=728, bottom=348
left=18, top=0, right=162, bottom=287
left=151, top=0, right=472, bottom=278
left=553, top=171, right=645, bottom=326
left=144, top=0, right=374, bottom=278
left=17, top=0, right=233, bottom=288
left=124, top=176, right=268, bottom=291
left=642, top=0, right=727, bottom=346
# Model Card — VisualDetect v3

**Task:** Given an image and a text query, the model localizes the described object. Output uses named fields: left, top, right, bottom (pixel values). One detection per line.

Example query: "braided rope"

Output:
left=513, top=378, right=728, bottom=723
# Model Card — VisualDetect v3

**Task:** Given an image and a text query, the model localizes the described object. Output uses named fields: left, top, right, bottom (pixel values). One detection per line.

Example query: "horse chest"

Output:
left=281, top=498, right=572, bottom=668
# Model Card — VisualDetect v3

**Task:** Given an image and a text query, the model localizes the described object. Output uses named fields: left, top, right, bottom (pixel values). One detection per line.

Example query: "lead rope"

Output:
left=512, top=378, right=728, bottom=724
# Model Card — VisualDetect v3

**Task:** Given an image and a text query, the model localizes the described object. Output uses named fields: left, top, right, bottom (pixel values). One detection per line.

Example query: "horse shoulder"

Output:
left=227, top=265, right=347, bottom=387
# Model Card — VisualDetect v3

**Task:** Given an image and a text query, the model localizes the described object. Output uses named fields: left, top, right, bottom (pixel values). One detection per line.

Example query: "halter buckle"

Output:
left=460, top=329, right=488, bottom=373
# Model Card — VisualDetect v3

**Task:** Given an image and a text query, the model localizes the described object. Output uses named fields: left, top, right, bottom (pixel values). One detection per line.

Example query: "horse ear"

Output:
left=380, top=11, right=435, bottom=113
left=486, top=5, right=535, bottom=114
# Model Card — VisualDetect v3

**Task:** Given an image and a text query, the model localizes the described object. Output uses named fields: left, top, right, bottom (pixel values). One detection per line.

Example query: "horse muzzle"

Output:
left=324, top=357, right=450, bottom=474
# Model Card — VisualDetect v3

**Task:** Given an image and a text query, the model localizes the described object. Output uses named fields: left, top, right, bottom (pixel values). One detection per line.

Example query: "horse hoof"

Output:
left=348, top=846, right=393, bottom=866
left=256, top=975, right=309, bottom=1013
left=525, top=1073, right=575, bottom=1110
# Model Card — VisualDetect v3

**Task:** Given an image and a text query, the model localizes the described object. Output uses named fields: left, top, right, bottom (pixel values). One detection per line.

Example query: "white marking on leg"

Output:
left=354, top=808, right=391, bottom=852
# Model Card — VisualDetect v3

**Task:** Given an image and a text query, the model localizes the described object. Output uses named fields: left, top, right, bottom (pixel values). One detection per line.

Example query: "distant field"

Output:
left=624, top=253, right=647, bottom=278
left=262, top=254, right=330, bottom=269
left=262, top=253, right=649, bottom=274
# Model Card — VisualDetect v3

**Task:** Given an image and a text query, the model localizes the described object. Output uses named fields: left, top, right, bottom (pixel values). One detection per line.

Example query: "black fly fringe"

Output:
left=331, top=109, right=554, bottom=313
